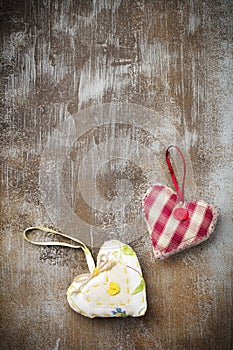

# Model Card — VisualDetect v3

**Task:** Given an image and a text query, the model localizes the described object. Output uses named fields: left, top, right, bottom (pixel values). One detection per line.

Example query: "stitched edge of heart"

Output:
left=142, top=184, right=219, bottom=259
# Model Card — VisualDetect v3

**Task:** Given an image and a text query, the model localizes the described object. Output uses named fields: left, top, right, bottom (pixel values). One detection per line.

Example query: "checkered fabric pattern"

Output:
left=142, top=185, right=218, bottom=259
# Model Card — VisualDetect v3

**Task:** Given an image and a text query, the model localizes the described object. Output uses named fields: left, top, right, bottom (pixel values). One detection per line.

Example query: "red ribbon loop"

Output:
left=165, top=145, right=186, bottom=203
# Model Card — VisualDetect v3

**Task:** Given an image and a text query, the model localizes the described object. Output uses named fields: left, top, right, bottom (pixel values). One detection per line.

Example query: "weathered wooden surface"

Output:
left=1, top=1, right=232, bottom=349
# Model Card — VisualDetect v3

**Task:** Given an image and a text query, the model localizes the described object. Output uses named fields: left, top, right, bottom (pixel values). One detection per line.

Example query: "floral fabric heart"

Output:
left=67, top=240, right=147, bottom=318
left=23, top=227, right=147, bottom=319
left=142, top=146, right=218, bottom=259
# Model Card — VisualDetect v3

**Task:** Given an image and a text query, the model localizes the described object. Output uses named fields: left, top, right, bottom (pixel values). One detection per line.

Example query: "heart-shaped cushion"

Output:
left=67, top=240, right=147, bottom=318
left=142, top=185, right=218, bottom=259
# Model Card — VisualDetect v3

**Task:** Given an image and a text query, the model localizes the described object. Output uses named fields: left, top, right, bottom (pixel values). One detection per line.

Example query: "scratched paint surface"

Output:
left=0, top=1, right=232, bottom=349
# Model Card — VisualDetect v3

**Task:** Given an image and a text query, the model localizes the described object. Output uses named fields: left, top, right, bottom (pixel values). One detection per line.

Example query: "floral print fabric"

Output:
left=67, top=240, right=147, bottom=318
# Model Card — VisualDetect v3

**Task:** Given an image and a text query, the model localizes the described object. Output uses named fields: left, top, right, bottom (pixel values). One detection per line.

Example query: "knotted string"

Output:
left=24, top=226, right=117, bottom=295
left=70, top=254, right=116, bottom=294
left=165, top=145, right=186, bottom=203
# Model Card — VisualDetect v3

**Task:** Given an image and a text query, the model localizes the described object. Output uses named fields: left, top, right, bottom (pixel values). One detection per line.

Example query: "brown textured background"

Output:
left=0, top=1, right=232, bottom=349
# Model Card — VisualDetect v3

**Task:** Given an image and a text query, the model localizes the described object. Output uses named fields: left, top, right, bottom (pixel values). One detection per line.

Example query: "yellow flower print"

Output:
left=107, top=281, right=120, bottom=296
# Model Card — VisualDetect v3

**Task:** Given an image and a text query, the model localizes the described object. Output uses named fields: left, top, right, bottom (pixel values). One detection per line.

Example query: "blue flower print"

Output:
left=111, top=307, right=127, bottom=317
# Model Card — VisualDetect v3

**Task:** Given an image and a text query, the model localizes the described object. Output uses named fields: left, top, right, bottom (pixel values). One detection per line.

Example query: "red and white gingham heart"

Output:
left=142, top=146, right=218, bottom=259
left=142, top=184, right=218, bottom=259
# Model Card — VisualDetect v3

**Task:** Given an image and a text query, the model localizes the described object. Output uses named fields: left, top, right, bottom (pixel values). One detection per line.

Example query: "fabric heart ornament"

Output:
left=24, top=227, right=147, bottom=318
left=67, top=240, right=147, bottom=318
left=142, top=146, right=218, bottom=259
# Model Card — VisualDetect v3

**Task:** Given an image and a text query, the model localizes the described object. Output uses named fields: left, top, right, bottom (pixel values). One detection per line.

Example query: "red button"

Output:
left=173, top=207, right=189, bottom=221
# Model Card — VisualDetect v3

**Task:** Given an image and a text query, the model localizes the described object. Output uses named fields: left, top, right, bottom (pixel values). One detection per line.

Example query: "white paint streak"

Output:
left=78, top=56, right=128, bottom=109
left=53, top=338, right=60, bottom=350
